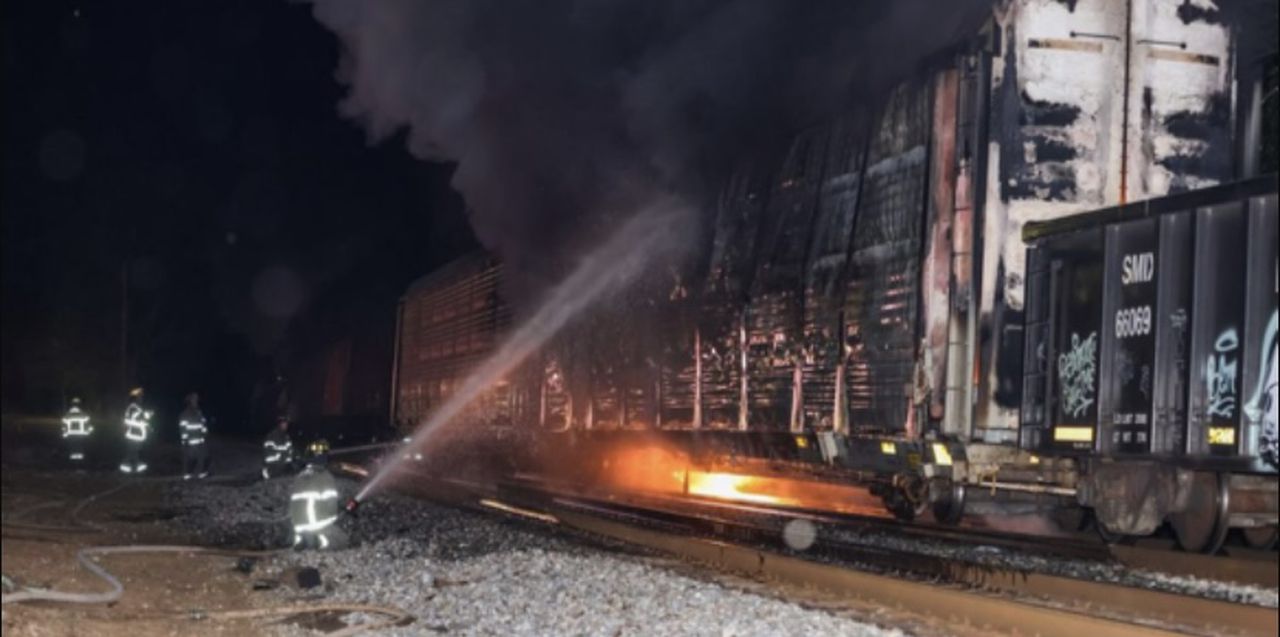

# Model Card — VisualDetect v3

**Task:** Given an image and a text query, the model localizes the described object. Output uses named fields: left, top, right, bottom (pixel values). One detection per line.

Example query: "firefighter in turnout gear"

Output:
left=289, top=439, right=347, bottom=550
left=120, top=387, right=154, bottom=474
left=262, top=416, right=294, bottom=479
left=179, top=392, right=210, bottom=480
left=61, top=397, right=93, bottom=464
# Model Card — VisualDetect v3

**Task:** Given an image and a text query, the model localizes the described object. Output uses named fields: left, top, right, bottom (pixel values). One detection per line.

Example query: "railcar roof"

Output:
left=1022, top=174, right=1278, bottom=242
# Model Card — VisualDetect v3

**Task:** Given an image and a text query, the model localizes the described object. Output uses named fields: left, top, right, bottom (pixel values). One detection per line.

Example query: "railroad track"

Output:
left=498, top=473, right=1277, bottom=588
left=346, top=457, right=1276, bottom=588
left=364, top=468, right=1278, bottom=637
left=553, top=509, right=1272, bottom=637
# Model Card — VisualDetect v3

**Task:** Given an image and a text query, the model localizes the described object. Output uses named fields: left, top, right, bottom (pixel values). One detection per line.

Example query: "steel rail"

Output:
left=552, top=509, right=1198, bottom=637
left=501, top=473, right=1278, bottom=588
left=541, top=495, right=1277, bottom=637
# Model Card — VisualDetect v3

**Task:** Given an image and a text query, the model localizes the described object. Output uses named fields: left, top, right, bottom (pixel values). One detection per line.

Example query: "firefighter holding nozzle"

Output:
left=119, top=387, right=153, bottom=474
left=289, top=439, right=348, bottom=550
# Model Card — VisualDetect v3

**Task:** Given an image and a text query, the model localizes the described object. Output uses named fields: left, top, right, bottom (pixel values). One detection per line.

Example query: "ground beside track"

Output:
left=168, top=475, right=911, bottom=637
left=1, top=459, right=284, bottom=635
left=3, top=424, right=910, bottom=637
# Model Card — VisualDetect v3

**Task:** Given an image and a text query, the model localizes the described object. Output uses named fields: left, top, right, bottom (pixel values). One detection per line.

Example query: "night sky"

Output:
left=2, top=0, right=474, bottom=432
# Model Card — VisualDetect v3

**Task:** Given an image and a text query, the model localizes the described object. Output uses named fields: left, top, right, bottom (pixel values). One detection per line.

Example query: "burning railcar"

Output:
left=386, top=0, right=1277, bottom=553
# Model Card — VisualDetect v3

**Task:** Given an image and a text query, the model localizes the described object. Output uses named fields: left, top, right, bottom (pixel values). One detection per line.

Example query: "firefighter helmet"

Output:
left=306, top=439, right=330, bottom=462
left=129, top=387, right=144, bottom=398
left=70, top=396, right=82, bottom=406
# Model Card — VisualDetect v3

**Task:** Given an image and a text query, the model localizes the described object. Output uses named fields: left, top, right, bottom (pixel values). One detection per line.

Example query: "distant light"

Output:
left=226, top=232, right=238, bottom=245
left=73, top=8, right=80, bottom=18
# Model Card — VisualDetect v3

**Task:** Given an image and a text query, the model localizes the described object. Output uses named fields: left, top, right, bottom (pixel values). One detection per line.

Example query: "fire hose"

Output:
left=1, top=473, right=412, bottom=635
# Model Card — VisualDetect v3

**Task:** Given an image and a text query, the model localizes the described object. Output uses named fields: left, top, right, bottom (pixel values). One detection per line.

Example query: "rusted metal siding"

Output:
left=921, top=70, right=961, bottom=426
left=843, top=81, right=933, bottom=434
left=395, top=256, right=509, bottom=429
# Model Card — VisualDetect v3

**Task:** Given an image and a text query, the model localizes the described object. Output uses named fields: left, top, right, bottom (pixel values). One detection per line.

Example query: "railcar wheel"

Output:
left=930, top=480, right=966, bottom=525
left=1241, top=526, right=1278, bottom=550
left=886, top=494, right=928, bottom=521
left=883, top=480, right=929, bottom=522
left=1170, top=471, right=1230, bottom=554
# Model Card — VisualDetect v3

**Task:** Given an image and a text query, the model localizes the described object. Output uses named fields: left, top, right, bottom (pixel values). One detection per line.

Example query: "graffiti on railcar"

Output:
left=1058, top=330, right=1098, bottom=418
left=1205, top=328, right=1240, bottom=419
left=1245, top=312, right=1279, bottom=466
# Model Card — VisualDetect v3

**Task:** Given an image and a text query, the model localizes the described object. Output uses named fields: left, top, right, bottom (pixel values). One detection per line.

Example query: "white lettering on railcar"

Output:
left=1121, top=252, right=1154, bottom=285
left=1115, top=305, right=1152, bottom=338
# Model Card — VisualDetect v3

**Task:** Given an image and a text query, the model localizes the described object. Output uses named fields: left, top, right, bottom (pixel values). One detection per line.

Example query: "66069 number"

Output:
left=1115, top=306, right=1151, bottom=338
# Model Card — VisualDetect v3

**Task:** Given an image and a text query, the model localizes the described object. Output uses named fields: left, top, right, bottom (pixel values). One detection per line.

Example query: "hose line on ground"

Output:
left=1, top=473, right=413, bottom=635
left=0, top=544, right=409, bottom=635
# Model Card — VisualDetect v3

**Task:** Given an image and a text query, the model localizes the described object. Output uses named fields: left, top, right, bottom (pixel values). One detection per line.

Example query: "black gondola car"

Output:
left=1020, top=176, right=1278, bottom=551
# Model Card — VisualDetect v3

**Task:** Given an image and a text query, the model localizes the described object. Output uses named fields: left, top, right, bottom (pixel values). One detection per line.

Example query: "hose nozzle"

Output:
left=343, top=497, right=361, bottom=517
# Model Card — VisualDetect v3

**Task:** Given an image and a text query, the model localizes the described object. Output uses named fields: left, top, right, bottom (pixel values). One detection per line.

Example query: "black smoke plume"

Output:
left=307, top=0, right=991, bottom=304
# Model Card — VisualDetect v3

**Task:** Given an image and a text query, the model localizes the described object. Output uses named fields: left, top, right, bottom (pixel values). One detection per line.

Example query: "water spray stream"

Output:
left=355, top=199, right=689, bottom=502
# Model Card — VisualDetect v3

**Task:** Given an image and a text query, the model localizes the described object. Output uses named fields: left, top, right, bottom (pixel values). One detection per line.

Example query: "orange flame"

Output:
left=686, top=471, right=795, bottom=506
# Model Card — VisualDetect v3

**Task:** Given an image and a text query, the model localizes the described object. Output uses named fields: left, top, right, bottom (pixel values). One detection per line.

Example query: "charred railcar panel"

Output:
left=695, top=164, right=771, bottom=429
left=802, top=118, right=867, bottom=432
left=657, top=306, right=698, bottom=428
left=586, top=315, right=624, bottom=429
left=745, top=131, right=827, bottom=431
left=843, top=82, right=931, bottom=434
left=540, top=353, right=571, bottom=430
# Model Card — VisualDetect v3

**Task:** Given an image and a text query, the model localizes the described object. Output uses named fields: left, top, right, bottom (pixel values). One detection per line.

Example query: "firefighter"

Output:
left=61, top=397, right=93, bottom=464
left=119, top=387, right=154, bottom=474
left=289, top=439, right=347, bottom=550
left=179, top=392, right=210, bottom=480
left=262, top=416, right=294, bottom=479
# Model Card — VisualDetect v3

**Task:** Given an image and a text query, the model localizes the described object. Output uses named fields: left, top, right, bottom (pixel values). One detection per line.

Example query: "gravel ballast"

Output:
left=826, top=527, right=1279, bottom=608
left=168, top=475, right=907, bottom=636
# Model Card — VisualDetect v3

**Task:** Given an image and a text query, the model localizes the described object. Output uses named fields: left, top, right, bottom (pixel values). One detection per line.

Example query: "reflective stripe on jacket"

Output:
left=289, top=468, right=339, bottom=535
left=123, top=402, right=152, bottom=441
left=264, top=431, right=293, bottom=464
left=62, top=407, right=92, bottom=437
left=179, top=407, right=208, bottom=446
